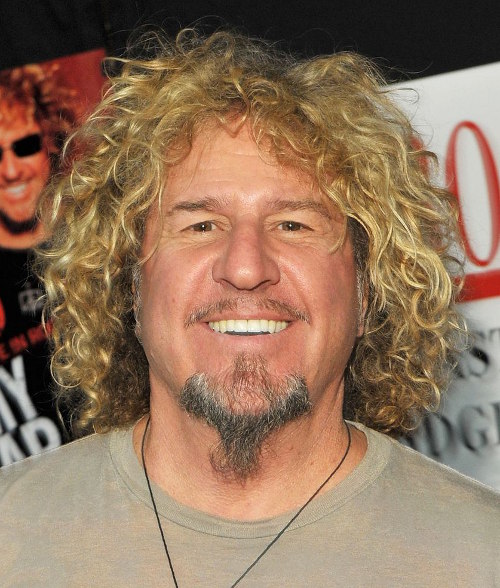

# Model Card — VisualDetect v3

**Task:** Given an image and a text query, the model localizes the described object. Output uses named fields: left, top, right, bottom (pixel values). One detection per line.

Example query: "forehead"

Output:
left=161, top=124, right=331, bottom=211
left=0, top=101, right=40, bottom=143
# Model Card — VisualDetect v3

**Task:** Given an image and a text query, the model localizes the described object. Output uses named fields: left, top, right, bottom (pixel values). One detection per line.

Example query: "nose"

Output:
left=212, top=218, right=280, bottom=291
left=0, top=148, right=23, bottom=181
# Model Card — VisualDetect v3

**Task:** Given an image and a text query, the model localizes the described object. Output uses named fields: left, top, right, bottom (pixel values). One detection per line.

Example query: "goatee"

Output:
left=0, top=211, right=38, bottom=235
left=179, top=353, right=311, bottom=480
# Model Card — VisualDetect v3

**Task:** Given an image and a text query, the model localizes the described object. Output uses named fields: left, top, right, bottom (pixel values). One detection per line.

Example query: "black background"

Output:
left=1, top=0, right=499, bottom=80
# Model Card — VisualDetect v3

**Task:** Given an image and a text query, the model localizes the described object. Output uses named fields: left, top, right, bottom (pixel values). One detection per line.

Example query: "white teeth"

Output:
left=247, top=320, right=261, bottom=333
left=208, top=319, right=289, bottom=334
left=234, top=319, right=247, bottom=332
left=5, top=184, right=28, bottom=197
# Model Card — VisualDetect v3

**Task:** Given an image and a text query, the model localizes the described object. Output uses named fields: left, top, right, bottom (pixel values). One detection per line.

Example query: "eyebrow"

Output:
left=168, top=196, right=333, bottom=219
left=168, top=197, right=229, bottom=215
left=268, top=199, right=333, bottom=220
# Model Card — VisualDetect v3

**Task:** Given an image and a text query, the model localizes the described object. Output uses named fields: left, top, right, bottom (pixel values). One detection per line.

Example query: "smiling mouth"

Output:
left=208, top=319, right=289, bottom=335
left=3, top=183, right=30, bottom=199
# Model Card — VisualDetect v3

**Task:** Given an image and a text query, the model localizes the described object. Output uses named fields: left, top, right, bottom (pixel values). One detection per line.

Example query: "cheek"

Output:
left=299, top=245, right=358, bottom=302
left=309, top=255, right=361, bottom=341
left=32, top=154, right=51, bottom=183
left=140, top=249, right=209, bottom=329
left=138, top=268, right=180, bottom=373
left=138, top=252, right=214, bottom=389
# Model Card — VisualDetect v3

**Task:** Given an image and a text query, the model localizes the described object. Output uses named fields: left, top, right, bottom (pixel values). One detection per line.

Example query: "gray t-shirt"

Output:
left=1, top=423, right=499, bottom=587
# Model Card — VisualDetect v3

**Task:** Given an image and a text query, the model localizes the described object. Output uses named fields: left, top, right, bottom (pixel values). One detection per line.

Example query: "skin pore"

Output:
left=0, top=103, right=49, bottom=249
left=133, top=123, right=367, bottom=520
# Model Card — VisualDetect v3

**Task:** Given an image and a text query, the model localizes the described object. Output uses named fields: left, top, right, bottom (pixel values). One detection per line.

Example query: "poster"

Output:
left=394, top=62, right=500, bottom=489
left=0, top=48, right=105, bottom=466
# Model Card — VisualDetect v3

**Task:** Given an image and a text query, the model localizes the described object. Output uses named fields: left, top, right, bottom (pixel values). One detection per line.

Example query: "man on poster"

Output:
left=1, top=31, right=498, bottom=585
left=0, top=64, right=78, bottom=248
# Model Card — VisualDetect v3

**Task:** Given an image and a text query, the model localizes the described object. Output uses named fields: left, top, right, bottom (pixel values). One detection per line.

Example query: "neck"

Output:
left=133, top=390, right=367, bottom=520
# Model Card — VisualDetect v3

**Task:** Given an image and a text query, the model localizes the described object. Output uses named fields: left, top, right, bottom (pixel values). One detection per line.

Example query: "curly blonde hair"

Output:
left=38, top=30, right=465, bottom=436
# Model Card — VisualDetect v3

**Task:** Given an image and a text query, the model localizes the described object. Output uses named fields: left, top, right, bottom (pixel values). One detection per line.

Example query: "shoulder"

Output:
left=359, top=423, right=500, bottom=526
left=0, top=431, right=119, bottom=513
left=348, top=423, right=500, bottom=584
left=391, top=432, right=498, bottom=502
left=0, top=427, right=140, bottom=582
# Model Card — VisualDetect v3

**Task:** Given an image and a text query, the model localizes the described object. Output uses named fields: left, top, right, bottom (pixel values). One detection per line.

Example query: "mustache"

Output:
left=185, top=297, right=310, bottom=327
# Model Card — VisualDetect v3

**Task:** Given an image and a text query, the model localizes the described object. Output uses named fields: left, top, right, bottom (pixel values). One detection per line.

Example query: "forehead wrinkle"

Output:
left=167, top=195, right=232, bottom=215
left=268, top=198, right=333, bottom=220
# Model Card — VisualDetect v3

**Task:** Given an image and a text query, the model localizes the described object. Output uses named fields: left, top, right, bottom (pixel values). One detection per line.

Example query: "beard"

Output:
left=0, top=210, right=38, bottom=235
left=179, top=353, right=311, bottom=480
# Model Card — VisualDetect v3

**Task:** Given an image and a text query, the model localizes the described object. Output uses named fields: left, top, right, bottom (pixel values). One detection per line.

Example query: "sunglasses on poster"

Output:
left=0, top=133, right=43, bottom=161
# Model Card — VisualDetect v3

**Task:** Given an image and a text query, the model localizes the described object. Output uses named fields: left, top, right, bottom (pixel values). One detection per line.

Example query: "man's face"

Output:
left=139, top=124, right=364, bottom=422
left=0, top=104, right=50, bottom=232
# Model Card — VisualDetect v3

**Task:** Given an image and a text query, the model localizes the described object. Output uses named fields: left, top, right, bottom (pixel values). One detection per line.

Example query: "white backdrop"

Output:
left=393, top=62, right=500, bottom=489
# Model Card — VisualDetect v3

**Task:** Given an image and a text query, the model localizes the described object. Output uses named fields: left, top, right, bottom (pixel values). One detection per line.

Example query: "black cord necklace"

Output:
left=141, top=416, right=351, bottom=587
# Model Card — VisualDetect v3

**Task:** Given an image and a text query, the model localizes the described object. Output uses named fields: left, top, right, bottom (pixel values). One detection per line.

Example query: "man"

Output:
left=1, top=31, right=498, bottom=586
left=0, top=99, right=49, bottom=248
left=0, top=64, right=78, bottom=249
left=0, top=65, right=79, bottom=466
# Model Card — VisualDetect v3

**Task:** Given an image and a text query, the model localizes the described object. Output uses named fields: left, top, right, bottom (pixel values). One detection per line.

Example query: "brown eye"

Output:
left=280, top=221, right=304, bottom=231
left=192, top=221, right=215, bottom=232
